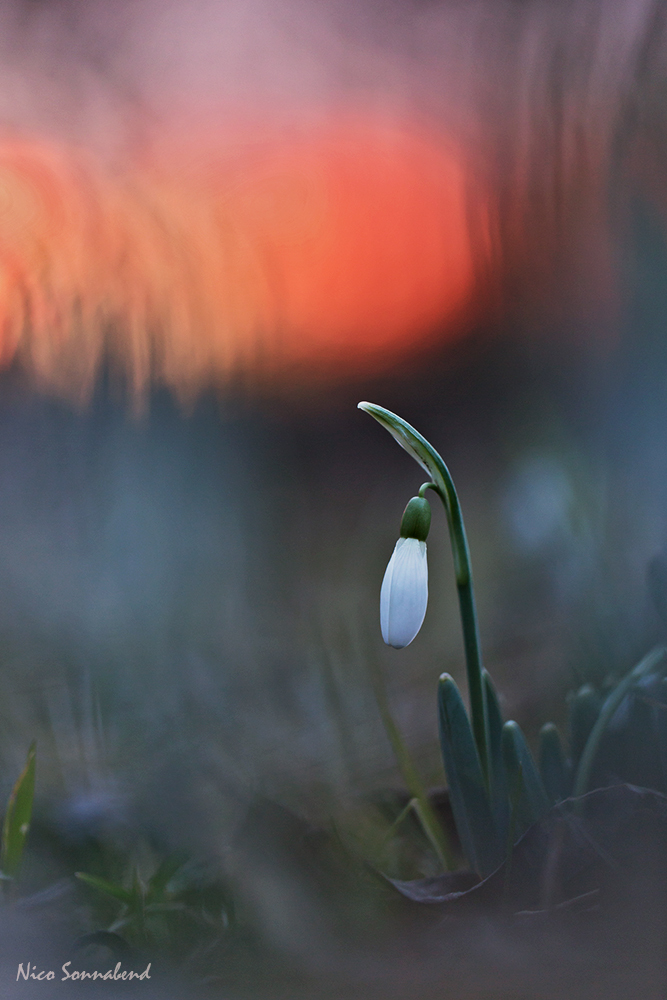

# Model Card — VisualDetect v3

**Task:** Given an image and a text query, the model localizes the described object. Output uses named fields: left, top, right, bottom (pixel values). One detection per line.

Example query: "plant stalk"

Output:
left=419, top=478, right=489, bottom=787
left=359, top=402, right=490, bottom=786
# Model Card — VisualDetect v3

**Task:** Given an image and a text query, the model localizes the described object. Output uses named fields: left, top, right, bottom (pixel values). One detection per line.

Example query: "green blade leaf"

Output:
left=438, top=674, right=502, bottom=876
left=568, top=684, right=601, bottom=766
left=539, top=722, right=571, bottom=803
left=1, top=741, right=36, bottom=878
left=75, top=871, right=133, bottom=905
left=483, top=670, right=509, bottom=840
left=502, top=721, right=550, bottom=834
left=147, top=854, right=187, bottom=901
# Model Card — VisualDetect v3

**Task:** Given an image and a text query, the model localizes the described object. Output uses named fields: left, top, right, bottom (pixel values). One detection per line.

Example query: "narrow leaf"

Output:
left=502, top=721, right=550, bottom=834
left=539, top=722, right=571, bottom=803
left=75, top=871, right=133, bottom=905
left=568, top=684, right=601, bottom=766
left=1, top=741, right=36, bottom=878
left=147, top=854, right=187, bottom=901
left=438, top=674, right=503, bottom=876
left=483, top=670, right=509, bottom=841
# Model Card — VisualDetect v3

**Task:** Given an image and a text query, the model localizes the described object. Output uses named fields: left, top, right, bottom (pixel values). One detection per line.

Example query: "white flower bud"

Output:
left=380, top=536, right=428, bottom=648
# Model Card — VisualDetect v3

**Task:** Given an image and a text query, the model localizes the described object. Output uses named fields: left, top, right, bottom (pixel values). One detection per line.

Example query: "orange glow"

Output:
left=0, top=118, right=479, bottom=401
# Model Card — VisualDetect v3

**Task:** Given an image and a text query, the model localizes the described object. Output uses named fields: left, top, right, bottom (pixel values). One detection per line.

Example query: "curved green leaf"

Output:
left=1, top=741, right=36, bottom=878
left=75, top=872, right=133, bottom=905
left=502, top=721, right=550, bottom=834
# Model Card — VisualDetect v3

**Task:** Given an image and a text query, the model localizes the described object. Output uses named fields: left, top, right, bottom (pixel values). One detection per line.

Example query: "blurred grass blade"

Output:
left=438, top=674, right=502, bottom=876
left=568, top=684, right=601, bottom=767
left=539, top=722, right=571, bottom=803
left=483, top=670, right=509, bottom=840
left=75, top=872, right=134, bottom=905
left=147, top=855, right=187, bottom=900
left=573, top=646, right=667, bottom=798
left=1, top=741, right=36, bottom=879
left=502, top=721, right=550, bottom=833
left=368, top=653, right=455, bottom=870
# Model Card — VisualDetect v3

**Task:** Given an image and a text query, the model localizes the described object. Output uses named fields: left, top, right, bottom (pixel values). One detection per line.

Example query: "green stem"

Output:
left=419, top=480, right=489, bottom=787
left=359, top=402, right=490, bottom=786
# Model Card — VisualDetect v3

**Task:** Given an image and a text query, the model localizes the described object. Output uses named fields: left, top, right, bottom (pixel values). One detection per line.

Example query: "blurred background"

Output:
left=0, top=0, right=667, bottom=993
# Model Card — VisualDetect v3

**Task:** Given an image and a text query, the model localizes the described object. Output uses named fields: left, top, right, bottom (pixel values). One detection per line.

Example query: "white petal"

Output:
left=380, top=537, right=428, bottom=648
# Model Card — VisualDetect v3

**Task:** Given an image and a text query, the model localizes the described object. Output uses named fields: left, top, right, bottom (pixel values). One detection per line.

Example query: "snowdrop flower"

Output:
left=380, top=496, right=430, bottom=648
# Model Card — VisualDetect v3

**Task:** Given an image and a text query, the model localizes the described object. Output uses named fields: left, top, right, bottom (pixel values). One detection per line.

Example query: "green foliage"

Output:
left=436, top=647, right=667, bottom=875
left=76, top=854, right=234, bottom=951
left=539, top=722, right=571, bottom=803
left=568, top=684, right=602, bottom=767
left=501, top=721, right=550, bottom=834
left=438, top=674, right=502, bottom=876
left=483, top=670, right=509, bottom=837
left=0, top=742, right=36, bottom=883
left=437, top=672, right=553, bottom=874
